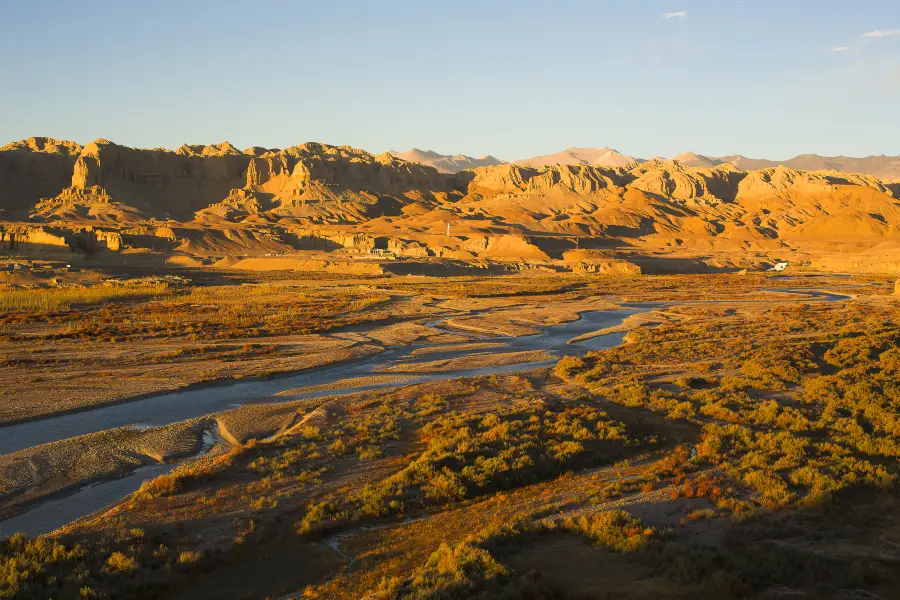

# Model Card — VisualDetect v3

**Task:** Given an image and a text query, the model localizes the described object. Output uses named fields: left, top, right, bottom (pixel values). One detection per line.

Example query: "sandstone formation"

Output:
left=3, top=136, right=900, bottom=273
left=0, top=137, right=83, bottom=217
left=0, top=224, right=122, bottom=253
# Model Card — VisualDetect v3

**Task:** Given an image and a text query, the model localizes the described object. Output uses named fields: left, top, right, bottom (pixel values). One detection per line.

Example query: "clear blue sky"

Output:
left=1, top=0, right=897, bottom=160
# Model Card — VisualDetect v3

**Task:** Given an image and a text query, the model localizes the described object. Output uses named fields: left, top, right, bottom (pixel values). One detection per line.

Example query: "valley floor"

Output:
left=1, top=269, right=899, bottom=599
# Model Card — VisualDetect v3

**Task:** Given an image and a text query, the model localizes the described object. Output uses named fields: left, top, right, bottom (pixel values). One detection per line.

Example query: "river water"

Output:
left=0, top=428, right=219, bottom=537
left=0, top=307, right=645, bottom=456
left=0, top=306, right=649, bottom=536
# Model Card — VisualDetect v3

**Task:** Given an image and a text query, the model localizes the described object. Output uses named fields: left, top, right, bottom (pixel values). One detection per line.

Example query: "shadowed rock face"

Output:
left=3, top=137, right=900, bottom=267
left=16, top=140, right=454, bottom=222
left=63, top=139, right=255, bottom=219
left=0, top=137, right=83, bottom=217
left=0, top=139, right=252, bottom=223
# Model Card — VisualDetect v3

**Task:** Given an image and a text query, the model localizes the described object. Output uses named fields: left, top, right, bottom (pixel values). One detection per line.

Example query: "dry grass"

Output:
left=0, top=283, right=169, bottom=312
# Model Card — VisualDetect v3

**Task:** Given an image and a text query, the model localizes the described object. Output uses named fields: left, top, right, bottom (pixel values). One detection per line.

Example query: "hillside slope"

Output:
left=3, top=137, right=900, bottom=272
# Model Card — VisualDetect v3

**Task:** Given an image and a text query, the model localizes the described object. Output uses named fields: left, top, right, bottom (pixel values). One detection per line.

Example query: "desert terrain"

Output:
left=3, top=136, right=900, bottom=279
left=3, top=137, right=900, bottom=599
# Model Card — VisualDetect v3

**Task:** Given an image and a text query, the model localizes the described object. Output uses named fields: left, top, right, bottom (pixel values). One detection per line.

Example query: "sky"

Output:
left=1, top=0, right=898, bottom=161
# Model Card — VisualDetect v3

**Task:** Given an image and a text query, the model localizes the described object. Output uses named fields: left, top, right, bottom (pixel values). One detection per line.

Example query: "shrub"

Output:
left=104, top=552, right=137, bottom=572
left=553, top=356, right=585, bottom=379
left=177, top=551, right=201, bottom=565
left=688, top=508, right=717, bottom=520
left=132, top=473, right=181, bottom=500
left=380, top=541, right=508, bottom=599
left=558, top=510, right=654, bottom=552
left=423, top=469, right=467, bottom=502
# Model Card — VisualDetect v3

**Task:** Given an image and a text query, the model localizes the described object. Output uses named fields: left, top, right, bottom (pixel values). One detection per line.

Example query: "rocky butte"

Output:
left=2, top=136, right=900, bottom=274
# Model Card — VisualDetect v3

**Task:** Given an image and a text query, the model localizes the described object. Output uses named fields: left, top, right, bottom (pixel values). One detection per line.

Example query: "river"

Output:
left=0, top=289, right=849, bottom=536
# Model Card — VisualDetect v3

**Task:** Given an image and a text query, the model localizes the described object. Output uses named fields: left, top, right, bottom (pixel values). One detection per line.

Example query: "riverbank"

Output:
left=0, top=273, right=885, bottom=540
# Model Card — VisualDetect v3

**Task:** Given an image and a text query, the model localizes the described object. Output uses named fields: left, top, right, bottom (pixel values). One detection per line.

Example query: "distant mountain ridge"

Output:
left=513, top=147, right=640, bottom=169
left=387, top=149, right=505, bottom=174
left=4, top=135, right=900, bottom=273
left=672, top=152, right=900, bottom=179
left=392, top=146, right=900, bottom=179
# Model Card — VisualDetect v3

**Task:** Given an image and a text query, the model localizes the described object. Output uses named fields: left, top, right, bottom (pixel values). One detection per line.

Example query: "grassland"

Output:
left=0, top=276, right=402, bottom=424
left=1, top=270, right=846, bottom=424
left=2, top=270, right=899, bottom=599
left=0, top=282, right=170, bottom=312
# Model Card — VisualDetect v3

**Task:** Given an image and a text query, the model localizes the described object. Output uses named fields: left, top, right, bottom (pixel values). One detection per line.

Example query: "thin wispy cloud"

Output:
left=831, top=46, right=850, bottom=53
left=862, top=29, right=900, bottom=39
left=662, top=10, right=687, bottom=20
